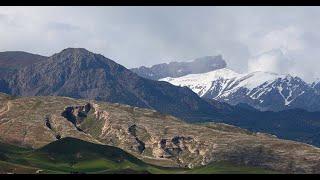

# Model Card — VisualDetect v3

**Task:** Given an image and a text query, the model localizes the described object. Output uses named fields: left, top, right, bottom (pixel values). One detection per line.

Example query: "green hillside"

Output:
left=0, top=138, right=276, bottom=174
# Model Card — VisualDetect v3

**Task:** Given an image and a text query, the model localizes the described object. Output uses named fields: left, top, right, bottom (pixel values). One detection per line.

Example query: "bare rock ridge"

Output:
left=0, top=93, right=320, bottom=173
left=131, top=55, right=227, bottom=80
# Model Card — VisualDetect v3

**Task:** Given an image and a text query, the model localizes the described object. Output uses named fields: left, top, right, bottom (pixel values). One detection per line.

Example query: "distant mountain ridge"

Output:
left=130, top=55, right=227, bottom=80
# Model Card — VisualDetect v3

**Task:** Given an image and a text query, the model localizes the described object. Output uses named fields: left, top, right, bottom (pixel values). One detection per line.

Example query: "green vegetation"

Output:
left=0, top=137, right=277, bottom=174
left=79, top=112, right=103, bottom=137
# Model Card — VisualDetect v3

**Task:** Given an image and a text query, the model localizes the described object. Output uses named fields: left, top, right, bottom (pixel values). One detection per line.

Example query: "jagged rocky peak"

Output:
left=50, top=48, right=106, bottom=65
left=192, top=55, right=226, bottom=68
left=130, top=55, right=227, bottom=80
left=57, top=47, right=100, bottom=56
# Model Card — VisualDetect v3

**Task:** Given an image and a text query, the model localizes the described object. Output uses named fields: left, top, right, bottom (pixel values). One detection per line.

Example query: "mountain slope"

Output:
left=2, top=48, right=223, bottom=122
left=161, top=68, right=320, bottom=112
left=0, top=51, right=47, bottom=78
left=0, top=51, right=47, bottom=94
left=131, top=55, right=227, bottom=80
left=0, top=51, right=47, bottom=69
left=0, top=93, right=320, bottom=173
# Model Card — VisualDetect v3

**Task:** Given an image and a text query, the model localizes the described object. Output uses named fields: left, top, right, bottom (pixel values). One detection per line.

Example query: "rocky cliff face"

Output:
left=1, top=93, right=320, bottom=173
left=131, top=55, right=227, bottom=80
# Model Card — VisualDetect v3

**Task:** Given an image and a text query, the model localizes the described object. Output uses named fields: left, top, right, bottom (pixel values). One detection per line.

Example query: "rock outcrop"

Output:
left=131, top=55, right=227, bottom=80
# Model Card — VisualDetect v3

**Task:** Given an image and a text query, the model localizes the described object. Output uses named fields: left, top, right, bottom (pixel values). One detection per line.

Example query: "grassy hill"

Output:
left=0, top=137, right=276, bottom=174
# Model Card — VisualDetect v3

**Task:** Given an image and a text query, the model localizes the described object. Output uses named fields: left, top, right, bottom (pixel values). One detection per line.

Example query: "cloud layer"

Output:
left=0, top=6, right=319, bottom=82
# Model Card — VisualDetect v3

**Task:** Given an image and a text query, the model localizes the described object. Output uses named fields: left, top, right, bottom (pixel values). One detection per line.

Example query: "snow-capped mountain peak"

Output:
left=161, top=68, right=320, bottom=112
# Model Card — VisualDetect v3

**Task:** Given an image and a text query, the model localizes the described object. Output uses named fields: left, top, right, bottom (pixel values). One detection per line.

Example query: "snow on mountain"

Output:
left=160, top=68, right=320, bottom=112
left=161, top=68, right=283, bottom=101
left=161, top=68, right=239, bottom=97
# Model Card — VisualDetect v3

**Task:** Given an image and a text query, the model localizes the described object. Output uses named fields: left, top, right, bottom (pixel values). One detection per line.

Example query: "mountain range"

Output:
left=162, top=68, right=320, bottom=112
left=1, top=48, right=320, bottom=148
left=132, top=49, right=320, bottom=112
left=0, top=48, right=222, bottom=122
left=1, top=48, right=320, bottom=174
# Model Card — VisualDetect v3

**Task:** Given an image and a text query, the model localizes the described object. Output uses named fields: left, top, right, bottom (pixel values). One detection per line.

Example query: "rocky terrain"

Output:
left=131, top=55, right=226, bottom=80
left=1, top=93, right=320, bottom=173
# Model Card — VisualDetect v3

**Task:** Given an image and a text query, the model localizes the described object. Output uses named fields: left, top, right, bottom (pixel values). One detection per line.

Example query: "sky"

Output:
left=0, top=6, right=320, bottom=82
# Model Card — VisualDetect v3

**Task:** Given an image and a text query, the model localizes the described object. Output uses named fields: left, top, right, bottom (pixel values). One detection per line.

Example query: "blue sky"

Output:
left=0, top=6, right=319, bottom=82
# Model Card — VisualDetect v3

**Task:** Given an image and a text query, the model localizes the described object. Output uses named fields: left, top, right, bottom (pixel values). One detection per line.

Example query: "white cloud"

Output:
left=248, top=49, right=293, bottom=74
left=249, top=26, right=305, bottom=55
